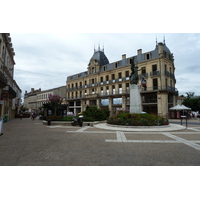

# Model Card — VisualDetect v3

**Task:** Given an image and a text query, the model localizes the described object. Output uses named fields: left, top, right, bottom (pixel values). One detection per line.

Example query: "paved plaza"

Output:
left=1, top=117, right=200, bottom=166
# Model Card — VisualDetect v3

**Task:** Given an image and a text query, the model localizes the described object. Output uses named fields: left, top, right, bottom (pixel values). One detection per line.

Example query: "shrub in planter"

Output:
left=82, top=106, right=107, bottom=121
left=83, top=116, right=95, bottom=122
left=46, top=115, right=74, bottom=121
left=107, top=113, right=168, bottom=126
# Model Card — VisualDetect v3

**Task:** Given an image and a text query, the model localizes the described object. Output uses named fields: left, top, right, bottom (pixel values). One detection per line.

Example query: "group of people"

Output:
left=31, top=112, right=37, bottom=120
left=189, top=111, right=199, bottom=119
left=19, top=112, right=37, bottom=120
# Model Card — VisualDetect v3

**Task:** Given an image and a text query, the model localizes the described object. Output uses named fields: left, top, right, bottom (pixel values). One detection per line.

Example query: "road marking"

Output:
left=47, top=125, right=62, bottom=128
left=187, top=127, right=200, bottom=132
left=105, top=131, right=200, bottom=152
left=67, top=131, right=116, bottom=133
left=162, top=132, right=200, bottom=151
left=116, top=131, right=127, bottom=142
left=75, top=126, right=90, bottom=132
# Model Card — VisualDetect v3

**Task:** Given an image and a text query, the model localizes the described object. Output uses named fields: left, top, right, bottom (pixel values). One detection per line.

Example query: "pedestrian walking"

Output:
left=32, top=113, right=36, bottom=120
left=20, top=113, right=23, bottom=120
left=194, top=112, right=197, bottom=119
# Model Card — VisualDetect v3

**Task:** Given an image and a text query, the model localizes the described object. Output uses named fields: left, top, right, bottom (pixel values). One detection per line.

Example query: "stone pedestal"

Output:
left=130, top=84, right=142, bottom=113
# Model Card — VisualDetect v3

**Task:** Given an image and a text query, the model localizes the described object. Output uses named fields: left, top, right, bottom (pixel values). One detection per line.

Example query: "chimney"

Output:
left=31, top=88, right=34, bottom=93
left=137, top=49, right=142, bottom=55
left=158, top=42, right=164, bottom=56
left=122, top=54, right=126, bottom=59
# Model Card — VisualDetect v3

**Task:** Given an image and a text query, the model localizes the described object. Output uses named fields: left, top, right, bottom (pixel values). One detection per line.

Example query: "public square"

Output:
left=1, top=118, right=200, bottom=166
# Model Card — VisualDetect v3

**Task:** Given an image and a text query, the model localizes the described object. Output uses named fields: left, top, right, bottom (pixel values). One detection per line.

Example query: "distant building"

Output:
left=177, top=96, right=185, bottom=105
left=24, top=86, right=66, bottom=112
left=66, top=41, right=178, bottom=117
left=0, top=33, right=22, bottom=120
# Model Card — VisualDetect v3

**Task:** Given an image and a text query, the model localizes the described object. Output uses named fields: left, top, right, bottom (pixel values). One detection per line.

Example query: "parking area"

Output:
left=1, top=118, right=200, bottom=166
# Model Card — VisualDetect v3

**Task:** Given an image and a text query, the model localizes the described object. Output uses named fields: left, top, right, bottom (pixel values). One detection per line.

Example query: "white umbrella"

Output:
left=169, top=104, right=184, bottom=110
left=169, top=104, right=191, bottom=110
left=180, top=105, right=191, bottom=110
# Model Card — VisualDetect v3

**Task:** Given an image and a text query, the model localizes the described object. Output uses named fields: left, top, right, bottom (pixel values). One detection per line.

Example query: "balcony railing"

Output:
left=142, top=98, right=157, bottom=104
left=164, top=71, right=175, bottom=79
left=67, top=77, right=131, bottom=91
left=66, top=85, right=178, bottom=100
left=141, top=86, right=178, bottom=93
left=150, top=71, right=160, bottom=76
left=139, top=73, right=148, bottom=79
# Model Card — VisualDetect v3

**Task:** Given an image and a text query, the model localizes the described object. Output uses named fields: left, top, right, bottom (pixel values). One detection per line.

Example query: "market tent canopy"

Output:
left=180, top=105, right=191, bottom=110
left=169, top=104, right=191, bottom=111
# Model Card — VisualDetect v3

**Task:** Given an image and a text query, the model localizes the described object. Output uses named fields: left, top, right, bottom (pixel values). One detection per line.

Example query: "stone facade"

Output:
left=0, top=33, right=22, bottom=120
left=24, top=86, right=66, bottom=112
left=66, top=41, right=178, bottom=117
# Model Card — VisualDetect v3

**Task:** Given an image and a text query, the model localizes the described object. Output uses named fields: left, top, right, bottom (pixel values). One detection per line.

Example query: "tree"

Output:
left=182, top=94, right=200, bottom=111
left=82, top=105, right=107, bottom=121
left=47, top=94, right=63, bottom=115
left=185, top=92, right=195, bottom=98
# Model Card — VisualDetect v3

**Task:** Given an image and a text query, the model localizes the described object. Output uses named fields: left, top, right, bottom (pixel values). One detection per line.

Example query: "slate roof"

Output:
left=90, top=50, right=109, bottom=66
left=67, top=42, right=173, bottom=82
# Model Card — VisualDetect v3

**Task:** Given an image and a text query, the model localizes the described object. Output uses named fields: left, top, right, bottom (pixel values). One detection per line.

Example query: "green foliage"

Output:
left=83, top=116, right=95, bottom=122
left=46, top=115, right=74, bottom=121
left=107, top=112, right=168, bottom=126
left=182, top=97, right=200, bottom=111
left=20, top=105, right=28, bottom=112
left=82, top=106, right=108, bottom=121
left=47, top=94, right=63, bottom=115
left=185, top=92, right=195, bottom=98
left=101, top=107, right=110, bottom=119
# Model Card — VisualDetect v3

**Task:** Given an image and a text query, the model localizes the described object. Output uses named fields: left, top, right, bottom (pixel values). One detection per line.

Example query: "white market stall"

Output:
left=169, top=104, right=191, bottom=127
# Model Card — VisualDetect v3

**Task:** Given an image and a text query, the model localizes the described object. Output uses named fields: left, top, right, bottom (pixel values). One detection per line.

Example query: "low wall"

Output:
left=43, top=120, right=102, bottom=127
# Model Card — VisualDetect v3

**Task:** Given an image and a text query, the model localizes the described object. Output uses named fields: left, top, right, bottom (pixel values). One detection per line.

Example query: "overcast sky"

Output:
left=2, top=1, right=200, bottom=99
left=10, top=33, right=200, bottom=97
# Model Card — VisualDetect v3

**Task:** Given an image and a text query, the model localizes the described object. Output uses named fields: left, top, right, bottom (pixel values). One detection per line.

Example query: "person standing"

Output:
left=20, top=113, right=23, bottom=120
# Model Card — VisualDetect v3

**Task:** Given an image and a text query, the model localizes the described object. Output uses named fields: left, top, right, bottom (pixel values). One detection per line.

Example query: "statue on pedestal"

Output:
left=129, top=57, right=142, bottom=113
left=129, top=58, right=141, bottom=85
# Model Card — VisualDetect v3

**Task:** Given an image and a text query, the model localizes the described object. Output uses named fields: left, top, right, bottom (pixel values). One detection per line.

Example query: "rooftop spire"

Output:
left=94, top=43, right=104, bottom=52
left=98, top=43, right=100, bottom=51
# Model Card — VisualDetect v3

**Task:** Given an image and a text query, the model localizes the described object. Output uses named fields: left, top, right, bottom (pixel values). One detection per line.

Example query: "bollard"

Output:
left=47, top=119, right=51, bottom=126
left=0, top=117, right=3, bottom=136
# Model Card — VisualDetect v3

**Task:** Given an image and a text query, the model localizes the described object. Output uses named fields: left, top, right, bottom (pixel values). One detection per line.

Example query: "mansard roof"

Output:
left=89, top=49, right=109, bottom=66
left=67, top=42, right=173, bottom=82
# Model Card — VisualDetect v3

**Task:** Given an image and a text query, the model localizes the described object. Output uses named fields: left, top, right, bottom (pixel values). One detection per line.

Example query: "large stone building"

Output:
left=24, top=86, right=66, bottom=112
left=66, top=41, right=178, bottom=117
left=0, top=33, right=21, bottom=120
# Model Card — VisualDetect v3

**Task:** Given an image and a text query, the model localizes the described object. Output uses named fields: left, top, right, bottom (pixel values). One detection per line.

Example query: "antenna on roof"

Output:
left=156, top=34, right=158, bottom=45
left=98, top=42, right=100, bottom=51
left=163, top=34, right=166, bottom=44
left=102, top=43, right=104, bottom=52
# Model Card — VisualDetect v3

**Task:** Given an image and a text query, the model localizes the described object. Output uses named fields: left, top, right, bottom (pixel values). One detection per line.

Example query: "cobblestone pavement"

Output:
left=1, top=118, right=200, bottom=166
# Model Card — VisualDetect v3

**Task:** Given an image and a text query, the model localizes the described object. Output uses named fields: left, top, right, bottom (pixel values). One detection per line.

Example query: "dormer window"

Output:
left=115, top=62, right=118, bottom=68
left=92, top=67, right=95, bottom=73
left=146, top=53, right=150, bottom=60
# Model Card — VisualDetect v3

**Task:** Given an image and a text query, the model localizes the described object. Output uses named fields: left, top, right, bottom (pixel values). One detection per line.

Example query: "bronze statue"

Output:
left=129, top=58, right=141, bottom=84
